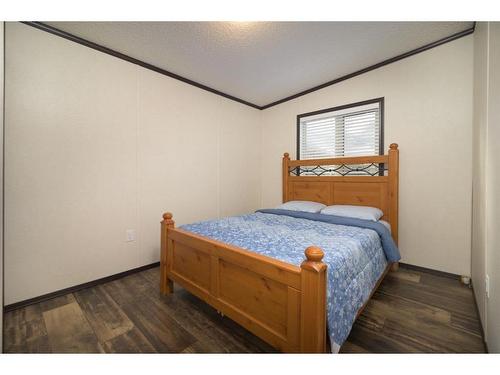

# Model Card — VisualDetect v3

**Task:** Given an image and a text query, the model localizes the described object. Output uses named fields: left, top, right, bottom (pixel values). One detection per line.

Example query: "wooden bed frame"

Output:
left=160, top=144, right=399, bottom=353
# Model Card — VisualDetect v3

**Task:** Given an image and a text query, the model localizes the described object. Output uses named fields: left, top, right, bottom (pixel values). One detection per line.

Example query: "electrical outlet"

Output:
left=486, top=275, right=490, bottom=299
left=125, top=229, right=136, bottom=242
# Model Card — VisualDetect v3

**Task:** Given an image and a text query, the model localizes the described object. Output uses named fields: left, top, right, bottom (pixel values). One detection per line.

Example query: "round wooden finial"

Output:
left=283, top=152, right=290, bottom=159
left=305, top=246, right=324, bottom=262
left=389, top=143, right=398, bottom=150
left=163, top=212, right=173, bottom=220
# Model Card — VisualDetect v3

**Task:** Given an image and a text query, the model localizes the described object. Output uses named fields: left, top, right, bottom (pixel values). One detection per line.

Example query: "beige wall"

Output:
left=485, top=22, right=500, bottom=353
left=260, top=36, right=474, bottom=276
left=1, top=21, right=4, bottom=351
left=137, top=68, right=261, bottom=265
left=473, top=21, right=500, bottom=353
left=4, top=22, right=261, bottom=305
left=472, top=22, right=489, bottom=332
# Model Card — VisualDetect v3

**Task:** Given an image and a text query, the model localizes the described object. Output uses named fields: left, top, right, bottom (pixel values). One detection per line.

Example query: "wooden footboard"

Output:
left=160, top=212, right=327, bottom=353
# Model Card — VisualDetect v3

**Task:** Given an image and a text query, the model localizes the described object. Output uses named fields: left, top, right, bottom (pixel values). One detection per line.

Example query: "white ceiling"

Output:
left=46, top=22, right=473, bottom=107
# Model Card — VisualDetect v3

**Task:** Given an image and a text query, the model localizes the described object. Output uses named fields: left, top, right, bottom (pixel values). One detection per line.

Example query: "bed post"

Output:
left=300, top=246, right=327, bottom=353
left=160, top=212, right=175, bottom=295
left=283, top=152, right=290, bottom=203
left=388, top=143, right=399, bottom=271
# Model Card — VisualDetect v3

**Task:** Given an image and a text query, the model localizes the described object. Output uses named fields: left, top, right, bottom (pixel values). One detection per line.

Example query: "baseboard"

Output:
left=3, top=262, right=160, bottom=313
left=399, top=262, right=461, bottom=280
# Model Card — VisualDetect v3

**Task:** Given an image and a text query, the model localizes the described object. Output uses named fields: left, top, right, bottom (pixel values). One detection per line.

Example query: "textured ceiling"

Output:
left=45, top=22, right=473, bottom=107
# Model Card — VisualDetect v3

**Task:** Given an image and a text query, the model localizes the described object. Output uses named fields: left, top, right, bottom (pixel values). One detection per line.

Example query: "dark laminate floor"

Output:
left=3, top=265, right=486, bottom=353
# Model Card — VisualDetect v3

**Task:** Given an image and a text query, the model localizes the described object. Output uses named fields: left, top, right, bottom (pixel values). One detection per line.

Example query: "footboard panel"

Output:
left=165, top=226, right=303, bottom=352
left=171, top=242, right=211, bottom=292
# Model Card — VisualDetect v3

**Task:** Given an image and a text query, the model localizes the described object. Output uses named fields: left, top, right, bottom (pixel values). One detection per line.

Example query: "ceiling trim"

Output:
left=21, top=21, right=475, bottom=111
left=21, top=21, right=262, bottom=109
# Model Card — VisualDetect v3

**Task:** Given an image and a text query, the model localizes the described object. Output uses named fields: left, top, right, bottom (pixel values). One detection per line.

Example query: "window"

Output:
left=297, top=98, right=383, bottom=160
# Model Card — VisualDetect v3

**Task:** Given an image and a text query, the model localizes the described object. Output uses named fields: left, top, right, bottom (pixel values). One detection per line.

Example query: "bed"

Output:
left=160, top=144, right=400, bottom=353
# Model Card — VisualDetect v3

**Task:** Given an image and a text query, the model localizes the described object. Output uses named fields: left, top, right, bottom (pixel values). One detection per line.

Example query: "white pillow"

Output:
left=276, top=200, right=326, bottom=213
left=320, top=205, right=383, bottom=221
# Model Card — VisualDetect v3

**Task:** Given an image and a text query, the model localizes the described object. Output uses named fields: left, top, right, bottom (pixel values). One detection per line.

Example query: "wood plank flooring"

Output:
left=3, top=265, right=486, bottom=353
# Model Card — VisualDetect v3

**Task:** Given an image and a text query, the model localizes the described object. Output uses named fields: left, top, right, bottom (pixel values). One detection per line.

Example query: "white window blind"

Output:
left=299, top=101, right=381, bottom=160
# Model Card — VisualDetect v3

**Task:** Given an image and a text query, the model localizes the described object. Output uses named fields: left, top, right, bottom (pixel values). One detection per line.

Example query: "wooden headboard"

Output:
left=283, top=144, right=399, bottom=244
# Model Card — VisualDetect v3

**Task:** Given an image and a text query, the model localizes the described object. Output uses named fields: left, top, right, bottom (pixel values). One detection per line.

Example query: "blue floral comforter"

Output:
left=180, top=210, right=400, bottom=352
